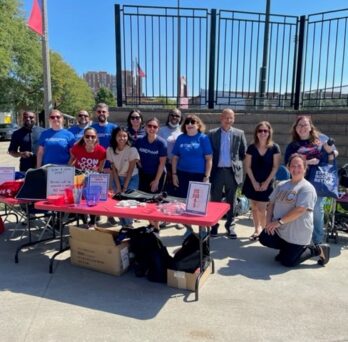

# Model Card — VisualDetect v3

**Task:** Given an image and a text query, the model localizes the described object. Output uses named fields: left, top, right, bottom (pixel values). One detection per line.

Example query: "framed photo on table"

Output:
left=185, top=181, right=211, bottom=216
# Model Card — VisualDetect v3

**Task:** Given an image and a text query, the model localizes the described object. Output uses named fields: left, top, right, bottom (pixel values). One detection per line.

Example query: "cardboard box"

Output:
left=69, top=226, right=129, bottom=276
left=167, top=263, right=212, bottom=291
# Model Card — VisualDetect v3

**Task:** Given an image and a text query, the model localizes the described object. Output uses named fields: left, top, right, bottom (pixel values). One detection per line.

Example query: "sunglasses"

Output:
left=257, top=129, right=269, bottom=133
left=78, top=114, right=89, bottom=118
left=185, top=119, right=197, bottom=125
left=131, top=116, right=141, bottom=120
left=97, top=110, right=107, bottom=114
left=147, top=124, right=158, bottom=129
left=170, top=114, right=181, bottom=118
left=50, top=116, right=61, bottom=119
left=84, top=135, right=97, bottom=139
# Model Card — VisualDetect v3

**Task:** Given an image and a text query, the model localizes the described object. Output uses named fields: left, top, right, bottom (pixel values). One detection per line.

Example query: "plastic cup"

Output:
left=73, top=188, right=83, bottom=205
left=64, top=188, right=74, bottom=204
left=84, top=186, right=102, bottom=207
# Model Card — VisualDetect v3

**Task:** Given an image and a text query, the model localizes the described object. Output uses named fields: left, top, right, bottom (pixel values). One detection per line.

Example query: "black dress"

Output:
left=242, top=143, right=280, bottom=202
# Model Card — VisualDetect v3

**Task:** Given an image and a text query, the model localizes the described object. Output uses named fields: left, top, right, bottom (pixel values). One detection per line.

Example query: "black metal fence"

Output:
left=114, top=5, right=348, bottom=110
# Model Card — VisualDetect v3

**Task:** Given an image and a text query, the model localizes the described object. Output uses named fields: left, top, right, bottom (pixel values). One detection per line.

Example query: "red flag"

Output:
left=137, top=63, right=146, bottom=78
left=28, top=0, right=43, bottom=36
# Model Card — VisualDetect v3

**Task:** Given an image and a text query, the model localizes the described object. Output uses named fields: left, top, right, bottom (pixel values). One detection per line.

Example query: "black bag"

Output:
left=338, top=164, right=348, bottom=188
left=172, top=234, right=209, bottom=273
left=117, top=226, right=173, bottom=283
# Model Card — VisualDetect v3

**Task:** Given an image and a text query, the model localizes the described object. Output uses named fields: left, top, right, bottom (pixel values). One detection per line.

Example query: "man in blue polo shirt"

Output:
left=8, top=111, right=45, bottom=171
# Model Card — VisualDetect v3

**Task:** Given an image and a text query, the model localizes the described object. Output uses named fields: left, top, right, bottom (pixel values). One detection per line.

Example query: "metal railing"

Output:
left=115, top=5, right=348, bottom=110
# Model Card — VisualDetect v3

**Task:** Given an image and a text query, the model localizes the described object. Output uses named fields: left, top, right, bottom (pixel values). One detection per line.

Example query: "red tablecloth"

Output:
left=35, top=198, right=230, bottom=227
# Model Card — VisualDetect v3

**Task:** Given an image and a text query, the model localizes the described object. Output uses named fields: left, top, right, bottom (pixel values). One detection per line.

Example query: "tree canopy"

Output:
left=95, top=87, right=115, bottom=107
left=0, top=0, right=94, bottom=118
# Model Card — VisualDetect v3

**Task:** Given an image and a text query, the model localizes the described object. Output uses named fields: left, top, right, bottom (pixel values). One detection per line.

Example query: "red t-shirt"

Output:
left=71, top=144, right=106, bottom=171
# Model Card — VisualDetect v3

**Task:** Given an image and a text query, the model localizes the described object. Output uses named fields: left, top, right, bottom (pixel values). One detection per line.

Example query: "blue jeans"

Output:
left=312, top=196, right=324, bottom=244
left=112, top=174, right=139, bottom=227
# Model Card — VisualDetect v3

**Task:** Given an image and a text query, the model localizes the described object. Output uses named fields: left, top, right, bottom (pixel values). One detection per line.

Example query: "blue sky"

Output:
left=22, top=0, right=348, bottom=76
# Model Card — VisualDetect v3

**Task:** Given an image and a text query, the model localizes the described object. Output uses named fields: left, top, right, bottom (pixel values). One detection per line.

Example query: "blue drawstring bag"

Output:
left=308, top=161, right=339, bottom=199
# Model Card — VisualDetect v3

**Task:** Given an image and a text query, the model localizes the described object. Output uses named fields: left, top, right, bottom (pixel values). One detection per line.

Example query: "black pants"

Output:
left=259, top=230, right=319, bottom=267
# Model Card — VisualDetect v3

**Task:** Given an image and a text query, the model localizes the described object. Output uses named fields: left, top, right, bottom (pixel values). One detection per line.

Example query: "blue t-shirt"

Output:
left=91, top=122, right=117, bottom=168
left=172, top=132, right=213, bottom=173
left=134, top=135, right=167, bottom=175
left=91, top=122, right=117, bottom=149
left=38, top=128, right=75, bottom=165
left=69, top=125, right=86, bottom=142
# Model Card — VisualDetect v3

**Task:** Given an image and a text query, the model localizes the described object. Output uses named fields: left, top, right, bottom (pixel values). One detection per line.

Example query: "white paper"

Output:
left=185, top=181, right=211, bottom=216
left=88, top=173, right=109, bottom=201
left=0, top=167, right=15, bottom=185
left=46, top=166, right=75, bottom=196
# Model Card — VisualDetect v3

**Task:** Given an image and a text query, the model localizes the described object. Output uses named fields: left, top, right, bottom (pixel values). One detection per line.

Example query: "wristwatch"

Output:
left=278, top=219, right=285, bottom=225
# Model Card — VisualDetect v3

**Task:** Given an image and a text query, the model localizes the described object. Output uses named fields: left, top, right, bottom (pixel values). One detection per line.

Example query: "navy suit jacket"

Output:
left=208, top=126, right=247, bottom=185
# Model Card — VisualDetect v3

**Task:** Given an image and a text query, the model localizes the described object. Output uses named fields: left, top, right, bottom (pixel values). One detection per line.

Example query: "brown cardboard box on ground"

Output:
left=69, top=226, right=129, bottom=276
left=167, top=263, right=212, bottom=291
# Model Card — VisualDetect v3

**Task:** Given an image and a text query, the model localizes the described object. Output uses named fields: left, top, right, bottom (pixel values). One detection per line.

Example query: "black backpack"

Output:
left=172, top=234, right=210, bottom=273
left=116, top=226, right=173, bottom=283
left=338, top=164, right=348, bottom=188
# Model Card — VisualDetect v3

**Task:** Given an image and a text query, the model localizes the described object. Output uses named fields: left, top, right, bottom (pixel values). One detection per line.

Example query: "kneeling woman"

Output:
left=259, top=153, right=330, bottom=267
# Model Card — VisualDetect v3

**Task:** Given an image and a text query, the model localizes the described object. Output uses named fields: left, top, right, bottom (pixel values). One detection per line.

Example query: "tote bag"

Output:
left=308, top=160, right=339, bottom=198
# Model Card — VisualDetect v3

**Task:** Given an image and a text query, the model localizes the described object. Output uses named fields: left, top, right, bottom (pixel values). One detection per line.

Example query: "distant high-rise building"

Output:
left=83, top=71, right=116, bottom=96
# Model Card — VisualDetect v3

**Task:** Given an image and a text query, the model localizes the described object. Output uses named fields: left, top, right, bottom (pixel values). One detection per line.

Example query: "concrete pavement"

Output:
left=1, top=141, right=348, bottom=341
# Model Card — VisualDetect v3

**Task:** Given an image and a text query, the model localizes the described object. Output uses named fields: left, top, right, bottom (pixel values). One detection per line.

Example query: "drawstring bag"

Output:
left=308, top=160, right=339, bottom=198
left=0, top=180, right=24, bottom=198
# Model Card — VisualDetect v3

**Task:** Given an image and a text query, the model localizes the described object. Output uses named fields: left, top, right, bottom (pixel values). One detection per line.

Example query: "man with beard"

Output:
left=158, top=108, right=183, bottom=195
left=69, top=109, right=91, bottom=142
left=91, top=103, right=117, bottom=170
left=8, top=111, right=45, bottom=172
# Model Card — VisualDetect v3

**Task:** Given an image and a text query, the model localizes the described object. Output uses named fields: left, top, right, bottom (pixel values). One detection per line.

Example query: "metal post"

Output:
left=294, top=16, right=306, bottom=110
left=115, top=4, right=123, bottom=107
left=41, top=0, right=52, bottom=128
left=208, top=9, right=217, bottom=109
left=176, top=0, right=181, bottom=107
left=258, top=0, right=271, bottom=106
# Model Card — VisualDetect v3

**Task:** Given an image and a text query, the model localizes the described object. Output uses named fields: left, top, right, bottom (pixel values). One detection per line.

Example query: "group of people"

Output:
left=8, top=105, right=337, bottom=268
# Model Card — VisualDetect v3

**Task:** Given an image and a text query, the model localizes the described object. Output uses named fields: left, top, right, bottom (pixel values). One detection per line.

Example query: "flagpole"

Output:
left=41, top=0, right=52, bottom=128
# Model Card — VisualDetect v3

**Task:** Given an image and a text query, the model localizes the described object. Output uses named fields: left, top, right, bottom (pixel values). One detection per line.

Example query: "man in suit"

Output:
left=208, top=108, right=247, bottom=238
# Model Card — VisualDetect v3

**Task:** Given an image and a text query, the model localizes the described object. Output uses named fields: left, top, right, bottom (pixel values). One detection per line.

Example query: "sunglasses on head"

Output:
left=185, top=119, right=197, bottom=125
left=131, top=116, right=141, bottom=120
left=84, top=134, right=96, bottom=139
left=50, top=115, right=61, bottom=119
left=257, top=129, right=269, bottom=133
left=147, top=124, right=158, bottom=129
left=97, top=110, right=107, bottom=114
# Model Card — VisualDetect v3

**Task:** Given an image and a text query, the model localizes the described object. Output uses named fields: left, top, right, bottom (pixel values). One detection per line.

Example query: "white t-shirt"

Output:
left=106, top=145, right=140, bottom=177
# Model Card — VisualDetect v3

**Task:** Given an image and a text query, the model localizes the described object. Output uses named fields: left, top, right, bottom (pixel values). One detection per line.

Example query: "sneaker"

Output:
left=227, top=226, right=237, bottom=239
left=107, top=217, right=117, bottom=226
left=318, top=243, right=330, bottom=266
left=274, top=253, right=282, bottom=262
left=210, top=223, right=219, bottom=237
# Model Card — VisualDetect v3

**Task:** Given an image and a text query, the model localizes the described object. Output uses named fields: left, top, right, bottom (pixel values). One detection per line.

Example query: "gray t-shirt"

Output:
left=270, top=179, right=317, bottom=245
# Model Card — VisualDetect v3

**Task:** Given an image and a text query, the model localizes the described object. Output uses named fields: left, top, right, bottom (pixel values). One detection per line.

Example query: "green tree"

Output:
left=95, top=87, right=115, bottom=107
left=0, top=0, right=95, bottom=116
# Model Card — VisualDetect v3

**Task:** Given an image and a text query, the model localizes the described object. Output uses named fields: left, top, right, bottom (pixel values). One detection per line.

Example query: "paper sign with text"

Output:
left=46, top=166, right=75, bottom=197
left=88, top=173, right=109, bottom=201
left=185, top=181, right=211, bottom=216
left=0, top=167, right=15, bottom=185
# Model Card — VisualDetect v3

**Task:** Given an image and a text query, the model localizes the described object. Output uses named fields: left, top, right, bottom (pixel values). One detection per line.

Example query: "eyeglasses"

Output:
left=257, top=129, right=269, bottom=133
left=78, top=114, right=89, bottom=118
left=50, top=116, right=61, bottom=119
left=84, top=135, right=97, bottom=139
left=170, top=114, right=181, bottom=118
left=185, top=119, right=197, bottom=125
left=147, top=124, right=158, bottom=129
left=131, top=116, right=141, bottom=120
left=97, top=110, right=107, bottom=114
